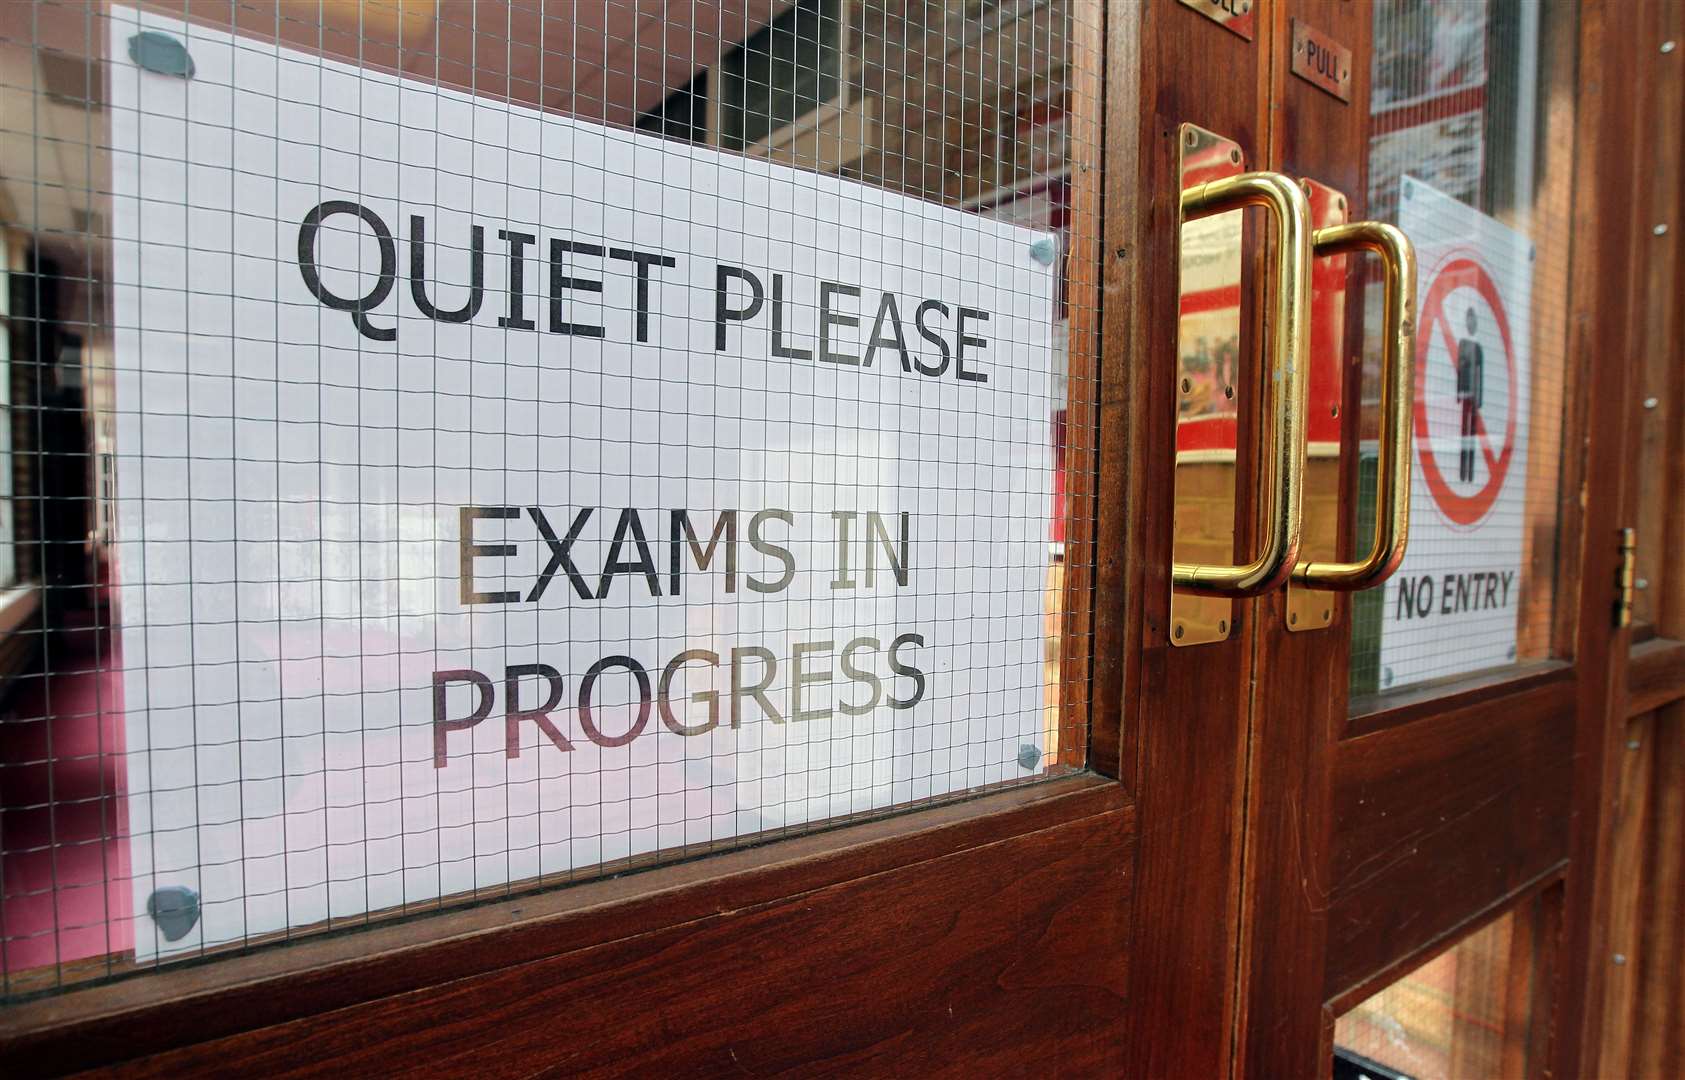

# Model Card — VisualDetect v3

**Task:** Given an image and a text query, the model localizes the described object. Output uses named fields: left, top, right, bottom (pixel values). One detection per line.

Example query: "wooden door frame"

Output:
left=1579, top=0, right=1685, bottom=1071
left=1595, top=0, right=1685, bottom=1071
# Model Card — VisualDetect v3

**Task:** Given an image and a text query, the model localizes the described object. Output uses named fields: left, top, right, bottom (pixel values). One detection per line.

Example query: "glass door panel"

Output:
left=0, top=0, right=1101, bottom=997
left=1349, top=0, right=1578, bottom=700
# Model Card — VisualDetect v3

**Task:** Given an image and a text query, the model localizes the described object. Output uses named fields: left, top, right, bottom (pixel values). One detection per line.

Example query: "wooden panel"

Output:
left=1324, top=680, right=1575, bottom=999
left=1598, top=704, right=1685, bottom=1075
left=102, top=797, right=1135, bottom=1079
left=0, top=778, right=1130, bottom=1075
left=1625, top=636, right=1685, bottom=717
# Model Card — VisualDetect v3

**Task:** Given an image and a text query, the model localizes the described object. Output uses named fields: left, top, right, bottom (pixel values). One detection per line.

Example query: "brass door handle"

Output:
left=1290, top=221, right=1417, bottom=591
left=1174, top=172, right=1313, bottom=598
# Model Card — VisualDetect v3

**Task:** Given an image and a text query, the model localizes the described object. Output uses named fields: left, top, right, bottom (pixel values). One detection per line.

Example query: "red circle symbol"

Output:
left=1413, top=253, right=1518, bottom=527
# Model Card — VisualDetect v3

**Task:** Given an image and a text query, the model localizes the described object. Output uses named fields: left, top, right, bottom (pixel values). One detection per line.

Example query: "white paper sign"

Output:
left=110, top=6, right=1056, bottom=958
left=1378, top=177, right=1532, bottom=689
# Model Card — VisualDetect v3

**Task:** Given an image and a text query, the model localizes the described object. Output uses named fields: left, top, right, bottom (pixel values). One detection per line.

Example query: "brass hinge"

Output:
left=1615, top=527, right=1638, bottom=628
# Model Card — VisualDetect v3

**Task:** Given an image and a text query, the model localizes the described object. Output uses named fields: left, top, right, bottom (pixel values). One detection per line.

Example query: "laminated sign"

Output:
left=110, top=7, right=1057, bottom=958
left=1378, top=177, right=1532, bottom=689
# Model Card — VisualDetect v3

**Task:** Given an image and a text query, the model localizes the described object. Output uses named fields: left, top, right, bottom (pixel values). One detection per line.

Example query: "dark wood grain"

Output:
left=1594, top=702, right=1685, bottom=1076
left=1323, top=679, right=1575, bottom=1001
left=0, top=778, right=1129, bottom=1076
left=1230, top=0, right=1367, bottom=1073
left=1346, top=661, right=1571, bottom=740
left=1552, top=0, right=1656, bottom=1070
left=1625, top=636, right=1685, bottom=718
left=94, top=794, right=1135, bottom=1080
left=1088, top=0, right=1144, bottom=786
left=1324, top=868, right=1563, bottom=1019
left=1110, top=2, right=1268, bottom=1074
left=1291, top=3, right=1650, bottom=1073
left=1595, top=712, right=1654, bottom=1078
left=1626, top=0, right=1685, bottom=635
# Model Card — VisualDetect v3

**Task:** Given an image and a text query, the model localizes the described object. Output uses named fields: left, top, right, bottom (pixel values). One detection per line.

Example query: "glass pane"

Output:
left=0, top=230, right=13, bottom=588
left=1351, top=0, right=1577, bottom=699
left=0, top=0, right=1097, bottom=996
left=1333, top=906, right=1545, bottom=1080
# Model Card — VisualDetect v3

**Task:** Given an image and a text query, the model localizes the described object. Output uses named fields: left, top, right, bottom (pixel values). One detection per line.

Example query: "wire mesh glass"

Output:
left=1332, top=905, right=1548, bottom=1080
left=1350, top=0, right=1578, bottom=700
left=0, top=0, right=1099, bottom=998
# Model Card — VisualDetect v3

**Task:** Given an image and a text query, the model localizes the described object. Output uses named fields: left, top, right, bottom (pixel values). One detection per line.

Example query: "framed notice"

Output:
left=109, top=6, right=1058, bottom=958
left=1376, top=177, right=1532, bottom=690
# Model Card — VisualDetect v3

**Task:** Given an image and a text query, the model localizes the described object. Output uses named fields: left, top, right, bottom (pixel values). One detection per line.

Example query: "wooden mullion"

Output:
left=1593, top=711, right=1655, bottom=1077
left=1323, top=863, right=1565, bottom=1019
left=1552, top=0, right=1656, bottom=1070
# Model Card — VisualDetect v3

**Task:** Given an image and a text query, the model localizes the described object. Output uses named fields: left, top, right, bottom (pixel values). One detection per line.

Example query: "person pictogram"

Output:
left=1455, top=307, right=1485, bottom=483
left=1414, top=254, right=1518, bottom=527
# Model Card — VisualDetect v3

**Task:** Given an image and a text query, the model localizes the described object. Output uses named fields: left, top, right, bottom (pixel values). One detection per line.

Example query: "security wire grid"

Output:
left=0, top=0, right=1100, bottom=998
left=1349, top=0, right=1577, bottom=700
left=1331, top=906, right=1539, bottom=1079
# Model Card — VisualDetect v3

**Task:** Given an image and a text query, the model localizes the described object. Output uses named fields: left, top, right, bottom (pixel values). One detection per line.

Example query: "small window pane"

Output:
left=1352, top=0, right=1577, bottom=699
left=1333, top=905, right=1547, bottom=1079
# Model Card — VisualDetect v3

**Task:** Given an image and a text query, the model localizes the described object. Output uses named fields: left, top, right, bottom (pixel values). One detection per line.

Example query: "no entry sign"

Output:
left=1379, top=178, right=1533, bottom=690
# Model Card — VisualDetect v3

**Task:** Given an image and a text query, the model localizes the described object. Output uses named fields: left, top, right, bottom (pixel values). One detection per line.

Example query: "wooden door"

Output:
left=0, top=1, right=1655, bottom=1075
left=0, top=0, right=1249, bottom=1074
left=1181, top=1, right=1656, bottom=1077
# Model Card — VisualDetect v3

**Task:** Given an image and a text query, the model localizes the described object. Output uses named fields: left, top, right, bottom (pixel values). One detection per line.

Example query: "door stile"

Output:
left=1064, top=0, right=1111, bottom=777
left=1114, top=1, right=1276, bottom=1074
left=1231, top=0, right=1369, bottom=1074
